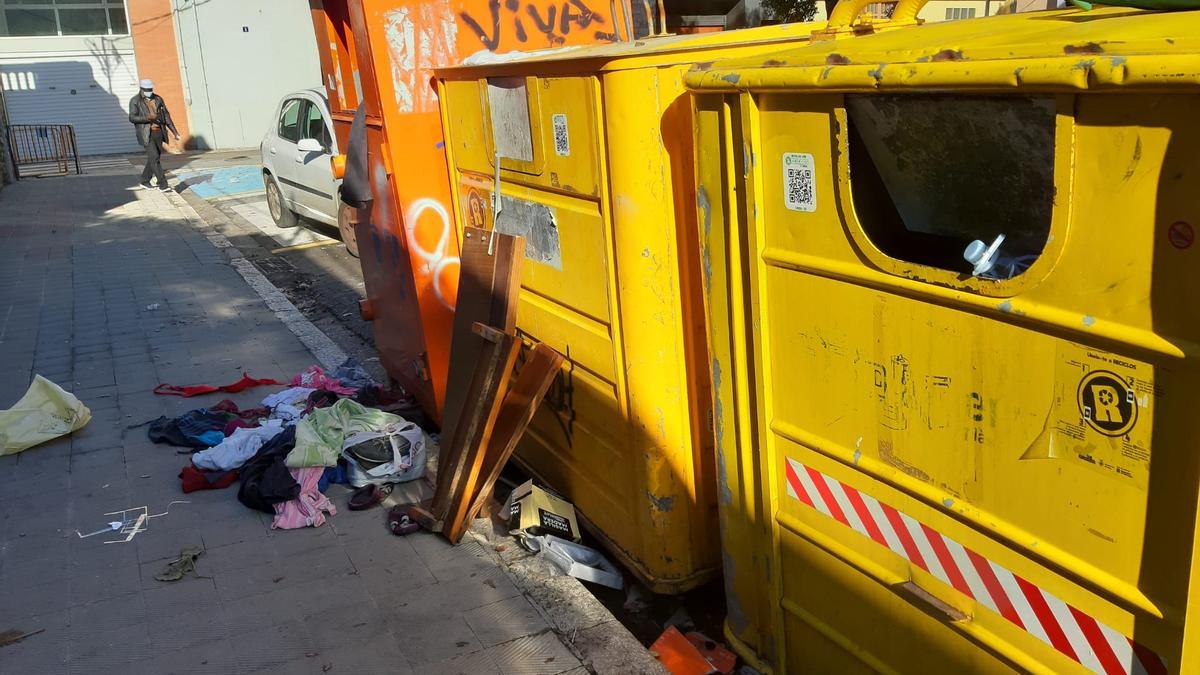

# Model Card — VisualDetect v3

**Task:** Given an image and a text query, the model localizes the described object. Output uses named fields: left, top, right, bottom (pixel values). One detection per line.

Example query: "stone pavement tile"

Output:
left=230, top=619, right=313, bottom=672
left=196, top=510, right=271, bottom=550
left=338, top=532, right=435, bottom=588
left=140, top=636, right=238, bottom=675
left=302, top=598, right=383, bottom=651
left=4, top=537, right=71, bottom=586
left=203, top=536, right=277, bottom=574
left=144, top=577, right=231, bottom=649
left=385, top=611, right=484, bottom=667
left=69, top=534, right=142, bottom=572
left=463, top=595, right=552, bottom=648
left=278, top=541, right=357, bottom=583
left=423, top=649, right=503, bottom=675
left=69, top=552, right=145, bottom=606
left=409, top=533, right=499, bottom=583
left=274, top=640, right=415, bottom=675
left=382, top=563, right=519, bottom=617
left=0, top=579, right=71, bottom=624
left=70, top=589, right=147, bottom=631
left=67, top=623, right=151, bottom=675
left=485, top=631, right=581, bottom=675
left=215, top=555, right=309, bottom=607
left=0, top=609, right=71, bottom=674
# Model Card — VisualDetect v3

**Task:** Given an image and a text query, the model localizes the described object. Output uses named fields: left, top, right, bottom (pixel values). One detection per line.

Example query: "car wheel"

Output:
left=338, top=201, right=359, bottom=258
left=265, top=175, right=299, bottom=228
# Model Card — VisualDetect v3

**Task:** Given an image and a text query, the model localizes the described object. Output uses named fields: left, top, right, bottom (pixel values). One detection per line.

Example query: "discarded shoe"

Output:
left=348, top=483, right=391, bottom=511
left=387, top=506, right=420, bottom=536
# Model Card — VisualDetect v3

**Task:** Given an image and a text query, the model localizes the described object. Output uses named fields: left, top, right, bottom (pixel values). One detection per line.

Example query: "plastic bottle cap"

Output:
left=963, top=240, right=988, bottom=264
left=963, top=234, right=1005, bottom=277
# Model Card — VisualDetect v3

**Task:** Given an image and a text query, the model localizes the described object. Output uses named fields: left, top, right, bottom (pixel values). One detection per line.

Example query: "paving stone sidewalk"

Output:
left=0, top=169, right=599, bottom=674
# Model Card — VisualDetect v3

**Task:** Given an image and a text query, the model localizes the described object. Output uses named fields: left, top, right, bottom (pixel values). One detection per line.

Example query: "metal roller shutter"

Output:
left=1, top=50, right=141, bottom=156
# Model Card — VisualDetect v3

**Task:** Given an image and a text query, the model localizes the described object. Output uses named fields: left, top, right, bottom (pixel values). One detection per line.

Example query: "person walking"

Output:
left=128, top=79, right=180, bottom=192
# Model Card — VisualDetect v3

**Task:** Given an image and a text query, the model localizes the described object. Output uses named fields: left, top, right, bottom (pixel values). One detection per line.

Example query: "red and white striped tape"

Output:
left=783, top=458, right=1168, bottom=675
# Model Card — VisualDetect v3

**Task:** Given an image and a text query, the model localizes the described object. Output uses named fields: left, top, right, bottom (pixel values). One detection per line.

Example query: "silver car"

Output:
left=260, top=89, right=356, bottom=255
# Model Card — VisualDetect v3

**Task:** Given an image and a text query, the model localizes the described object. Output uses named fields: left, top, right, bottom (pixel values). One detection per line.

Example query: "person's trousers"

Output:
left=141, top=130, right=167, bottom=186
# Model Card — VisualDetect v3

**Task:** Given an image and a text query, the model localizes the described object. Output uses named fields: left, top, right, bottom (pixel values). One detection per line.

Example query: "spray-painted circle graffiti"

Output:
left=405, top=198, right=460, bottom=310
left=1077, top=370, right=1137, bottom=437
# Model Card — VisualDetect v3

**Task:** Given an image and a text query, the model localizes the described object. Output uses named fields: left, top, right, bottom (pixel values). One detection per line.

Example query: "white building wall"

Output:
left=171, top=0, right=321, bottom=150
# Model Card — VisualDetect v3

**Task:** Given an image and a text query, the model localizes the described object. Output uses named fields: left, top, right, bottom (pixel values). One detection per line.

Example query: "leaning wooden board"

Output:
left=431, top=228, right=524, bottom=527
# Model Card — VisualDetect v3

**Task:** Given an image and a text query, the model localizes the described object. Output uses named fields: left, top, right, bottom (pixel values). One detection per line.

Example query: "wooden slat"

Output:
left=432, top=229, right=524, bottom=529
left=440, top=333, right=525, bottom=543
left=438, top=228, right=522, bottom=458
left=462, top=343, right=567, bottom=529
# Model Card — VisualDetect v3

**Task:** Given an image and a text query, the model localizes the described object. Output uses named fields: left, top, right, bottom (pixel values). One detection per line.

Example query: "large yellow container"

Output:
left=434, top=26, right=823, bottom=593
left=690, top=7, right=1200, bottom=672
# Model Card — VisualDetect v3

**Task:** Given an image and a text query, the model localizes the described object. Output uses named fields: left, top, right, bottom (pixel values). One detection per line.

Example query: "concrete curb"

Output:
left=467, top=520, right=668, bottom=675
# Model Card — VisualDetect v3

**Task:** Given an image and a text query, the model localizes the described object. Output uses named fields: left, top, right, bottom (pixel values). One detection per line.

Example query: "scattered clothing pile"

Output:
left=145, top=359, right=426, bottom=530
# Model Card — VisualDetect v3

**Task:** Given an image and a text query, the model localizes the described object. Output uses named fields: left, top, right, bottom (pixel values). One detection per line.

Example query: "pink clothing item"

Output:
left=272, top=467, right=337, bottom=529
left=290, top=366, right=356, bottom=395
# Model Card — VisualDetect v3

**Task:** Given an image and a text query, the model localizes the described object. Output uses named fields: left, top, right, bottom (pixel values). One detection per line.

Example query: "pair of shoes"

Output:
left=138, top=182, right=153, bottom=190
left=388, top=505, right=421, bottom=536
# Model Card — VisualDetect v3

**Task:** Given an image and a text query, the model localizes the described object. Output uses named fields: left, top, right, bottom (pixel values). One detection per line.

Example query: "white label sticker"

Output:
left=783, top=153, right=816, bottom=212
left=488, top=77, right=534, bottom=162
left=552, top=114, right=570, bottom=157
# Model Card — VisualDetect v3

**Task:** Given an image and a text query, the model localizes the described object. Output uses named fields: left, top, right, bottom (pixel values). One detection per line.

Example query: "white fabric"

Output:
left=191, top=419, right=285, bottom=471
left=261, top=386, right=316, bottom=425
left=140, top=78, right=154, bottom=89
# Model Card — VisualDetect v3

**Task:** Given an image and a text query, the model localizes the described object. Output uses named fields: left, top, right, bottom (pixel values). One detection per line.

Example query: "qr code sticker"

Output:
left=552, top=114, right=570, bottom=157
left=783, top=153, right=816, bottom=212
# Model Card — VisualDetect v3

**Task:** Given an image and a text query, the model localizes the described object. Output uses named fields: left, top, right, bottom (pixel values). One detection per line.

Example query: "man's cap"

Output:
left=139, top=79, right=154, bottom=89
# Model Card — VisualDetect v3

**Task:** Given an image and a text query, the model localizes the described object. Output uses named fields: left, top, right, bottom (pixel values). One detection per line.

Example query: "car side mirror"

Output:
left=297, top=138, right=324, bottom=153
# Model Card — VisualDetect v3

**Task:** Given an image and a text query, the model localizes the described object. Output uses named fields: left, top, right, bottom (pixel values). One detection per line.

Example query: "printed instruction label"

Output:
left=783, top=152, right=816, bottom=213
left=552, top=114, right=570, bottom=157
left=1033, top=344, right=1160, bottom=489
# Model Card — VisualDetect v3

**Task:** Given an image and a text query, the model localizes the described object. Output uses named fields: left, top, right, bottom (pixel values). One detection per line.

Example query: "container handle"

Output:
left=814, top=0, right=929, bottom=40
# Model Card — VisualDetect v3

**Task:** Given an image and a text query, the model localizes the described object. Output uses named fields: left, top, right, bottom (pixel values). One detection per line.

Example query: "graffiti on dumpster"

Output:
left=385, top=4, right=458, bottom=114
left=405, top=198, right=461, bottom=310
left=458, top=0, right=616, bottom=52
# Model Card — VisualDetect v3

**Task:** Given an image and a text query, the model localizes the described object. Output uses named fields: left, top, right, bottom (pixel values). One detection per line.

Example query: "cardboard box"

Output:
left=505, top=480, right=581, bottom=542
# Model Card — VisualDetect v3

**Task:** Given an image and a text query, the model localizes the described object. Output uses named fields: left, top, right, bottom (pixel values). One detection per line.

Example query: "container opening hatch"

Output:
left=846, top=94, right=1056, bottom=280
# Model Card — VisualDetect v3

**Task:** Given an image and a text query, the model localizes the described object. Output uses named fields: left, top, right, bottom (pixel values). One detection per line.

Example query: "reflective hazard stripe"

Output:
left=782, top=457, right=1168, bottom=675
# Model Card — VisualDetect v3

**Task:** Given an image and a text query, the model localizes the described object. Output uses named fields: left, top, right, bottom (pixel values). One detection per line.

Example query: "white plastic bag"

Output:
left=341, top=420, right=426, bottom=487
left=0, top=375, right=92, bottom=456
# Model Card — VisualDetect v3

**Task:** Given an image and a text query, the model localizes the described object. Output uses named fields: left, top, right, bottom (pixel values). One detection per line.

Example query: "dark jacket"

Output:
left=128, top=93, right=179, bottom=147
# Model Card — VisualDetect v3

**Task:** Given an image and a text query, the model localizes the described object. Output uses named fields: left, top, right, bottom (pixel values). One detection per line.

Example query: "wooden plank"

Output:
left=461, top=343, right=567, bottom=529
left=434, top=228, right=522, bottom=523
left=436, top=332, right=519, bottom=537
left=439, top=228, right=522, bottom=464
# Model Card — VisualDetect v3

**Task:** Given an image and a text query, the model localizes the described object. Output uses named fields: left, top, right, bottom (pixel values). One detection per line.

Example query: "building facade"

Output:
left=0, top=0, right=319, bottom=156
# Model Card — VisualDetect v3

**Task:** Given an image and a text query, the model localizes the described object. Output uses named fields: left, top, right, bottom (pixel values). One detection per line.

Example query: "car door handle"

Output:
left=270, top=147, right=277, bottom=154
left=294, top=156, right=304, bottom=163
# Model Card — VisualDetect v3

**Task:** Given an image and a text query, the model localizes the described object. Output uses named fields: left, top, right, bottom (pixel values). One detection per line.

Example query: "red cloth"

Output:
left=179, top=465, right=239, bottom=493
left=154, top=373, right=283, bottom=398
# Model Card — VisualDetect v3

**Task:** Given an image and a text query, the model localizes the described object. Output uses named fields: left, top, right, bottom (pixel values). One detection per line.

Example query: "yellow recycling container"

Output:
left=434, top=25, right=822, bottom=593
left=689, top=6, right=1200, bottom=672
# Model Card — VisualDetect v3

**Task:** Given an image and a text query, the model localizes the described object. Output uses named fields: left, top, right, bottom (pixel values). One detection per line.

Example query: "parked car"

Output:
left=260, top=89, right=357, bottom=256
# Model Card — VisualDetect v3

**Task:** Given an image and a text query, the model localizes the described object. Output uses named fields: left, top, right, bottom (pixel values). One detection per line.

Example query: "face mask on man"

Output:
left=141, top=89, right=153, bottom=99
